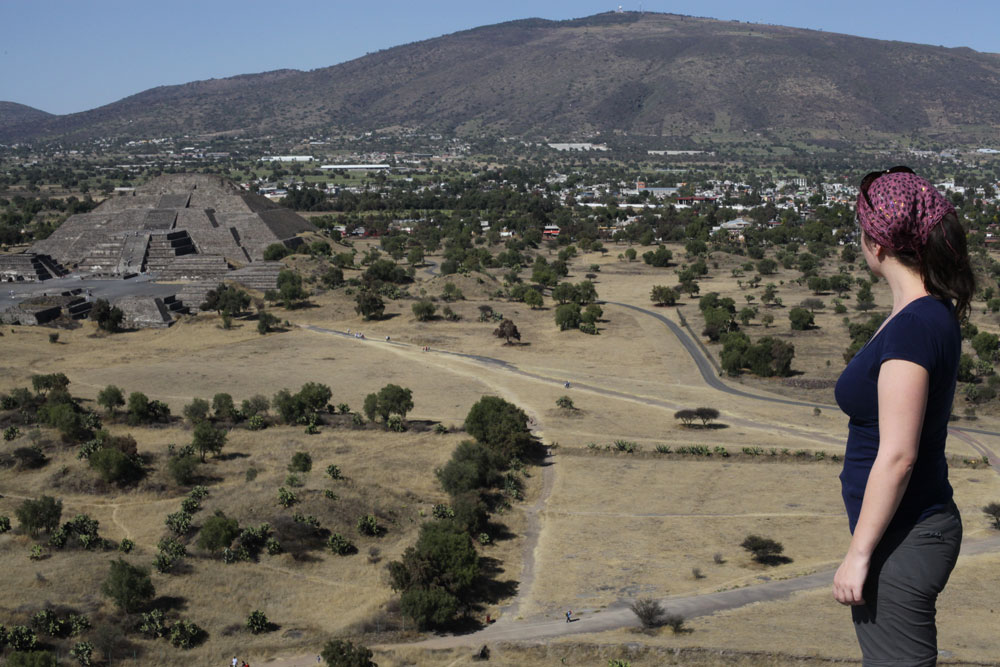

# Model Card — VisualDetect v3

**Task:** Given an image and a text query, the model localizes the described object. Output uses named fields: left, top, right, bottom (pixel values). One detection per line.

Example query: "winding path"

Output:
left=291, top=300, right=1000, bottom=654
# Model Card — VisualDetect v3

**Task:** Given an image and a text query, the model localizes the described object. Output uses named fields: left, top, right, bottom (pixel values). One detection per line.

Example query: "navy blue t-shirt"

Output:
left=834, top=295, right=959, bottom=534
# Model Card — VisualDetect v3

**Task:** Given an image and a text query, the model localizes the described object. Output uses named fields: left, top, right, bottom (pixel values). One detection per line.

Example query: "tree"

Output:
left=97, top=385, right=125, bottom=416
left=650, top=285, right=678, bottom=306
left=363, top=393, right=378, bottom=422
left=494, top=319, right=520, bottom=344
left=320, top=639, right=377, bottom=667
left=263, top=243, right=290, bottom=260
left=695, top=407, right=720, bottom=426
left=464, top=396, right=531, bottom=459
left=674, top=410, right=697, bottom=426
left=355, top=290, right=385, bottom=320
left=212, top=393, right=237, bottom=421
left=412, top=300, right=437, bottom=321
left=374, top=384, right=413, bottom=422
left=524, top=288, right=543, bottom=309
left=555, top=303, right=581, bottom=331
left=630, top=597, right=666, bottom=628
left=257, top=310, right=279, bottom=334
left=407, top=246, right=425, bottom=268
left=982, top=502, right=1000, bottom=530
left=855, top=281, right=875, bottom=311
left=201, top=284, right=250, bottom=317
left=277, top=269, right=308, bottom=308
left=183, top=398, right=210, bottom=424
left=441, top=282, right=464, bottom=302
left=322, top=266, right=344, bottom=289
left=552, top=282, right=576, bottom=305
left=192, top=421, right=226, bottom=461
left=90, top=299, right=123, bottom=333
left=972, top=332, right=999, bottom=362
left=167, top=454, right=200, bottom=486
left=388, top=520, right=480, bottom=629
left=197, top=512, right=240, bottom=553
left=740, top=534, right=786, bottom=564
left=90, top=448, right=144, bottom=485
left=16, top=496, right=62, bottom=536
left=788, top=307, right=814, bottom=330
left=101, top=558, right=155, bottom=614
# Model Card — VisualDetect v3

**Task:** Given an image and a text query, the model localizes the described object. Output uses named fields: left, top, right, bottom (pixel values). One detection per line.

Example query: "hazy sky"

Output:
left=3, top=0, right=998, bottom=115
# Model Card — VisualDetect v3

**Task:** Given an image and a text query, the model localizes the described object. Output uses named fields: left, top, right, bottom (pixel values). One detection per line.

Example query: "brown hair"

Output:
left=894, top=211, right=975, bottom=321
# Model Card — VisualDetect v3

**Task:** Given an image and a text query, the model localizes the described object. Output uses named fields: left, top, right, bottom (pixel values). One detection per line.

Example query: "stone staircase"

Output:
left=154, top=255, right=230, bottom=282
left=0, top=253, right=66, bottom=281
left=78, top=233, right=151, bottom=275
left=144, top=230, right=196, bottom=273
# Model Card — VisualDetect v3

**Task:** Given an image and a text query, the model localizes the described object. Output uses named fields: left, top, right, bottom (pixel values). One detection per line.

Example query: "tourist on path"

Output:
left=834, top=167, right=972, bottom=664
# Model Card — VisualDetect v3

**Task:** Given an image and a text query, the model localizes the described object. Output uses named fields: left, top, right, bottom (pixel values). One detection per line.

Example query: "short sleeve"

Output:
left=879, top=312, right=936, bottom=373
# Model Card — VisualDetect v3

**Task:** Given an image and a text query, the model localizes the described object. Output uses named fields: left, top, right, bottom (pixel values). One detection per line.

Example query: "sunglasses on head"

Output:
left=859, top=166, right=915, bottom=211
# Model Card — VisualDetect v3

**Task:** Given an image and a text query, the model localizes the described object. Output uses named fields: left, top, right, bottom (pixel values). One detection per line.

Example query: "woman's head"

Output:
left=856, top=167, right=975, bottom=320
left=856, top=168, right=954, bottom=254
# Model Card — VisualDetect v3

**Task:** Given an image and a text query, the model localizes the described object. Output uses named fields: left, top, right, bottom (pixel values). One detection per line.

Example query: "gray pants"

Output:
left=852, top=502, right=962, bottom=666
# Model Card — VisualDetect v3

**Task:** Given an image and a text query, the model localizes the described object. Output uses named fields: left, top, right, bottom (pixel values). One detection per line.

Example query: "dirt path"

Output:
left=265, top=317, right=1000, bottom=660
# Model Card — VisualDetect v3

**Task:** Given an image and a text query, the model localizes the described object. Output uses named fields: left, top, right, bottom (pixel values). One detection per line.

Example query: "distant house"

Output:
left=543, top=225, right=560, bottom=238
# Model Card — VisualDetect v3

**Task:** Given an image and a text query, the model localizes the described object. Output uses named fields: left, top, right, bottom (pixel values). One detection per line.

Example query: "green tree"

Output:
left=464, top=396, right=531, bottom=459
left=740, top=534, right=786, bottom=565
left=412, top=300, right=437, bottom=321
left=523, top=288, right=543, bottom=309
left=788, top=307, right=814, bottom=330
left=15, top=496, right=63, bottom=536
left=192, top=421, right=226, bottom=461
left=374, top=384, right=413, bottom=422
left=363, top=393, right=378, bottom=422
left=494, top=319, right=520, bottom=344
left=277, top=269, right=308, bottom=308
left=91, top=299, right=124, bottom=333
left=263, top=243, right=290, bottom=260
left=321, top=266, right=344, bottom=289
left=355, top=290, right=385, bottom=320
left=407, top=247, right=425, bottom=268
left=555, top=303, right=581, bottom=330
left=650, top=285, right=678, bottom=306
left=89, top=448, right=144, bottom=485
left=197, top=512, right=240, bottom=553
left=183, top=398, right=210, bottom=424
left=320, top=639, right=377, bottom=667
left=96, top=385, right=125, bottom=416
left=212, top=393, right=237, bottom=421
left=101, top=558, right=155, bottom=614
left=972, top=332, right=999, bottom=362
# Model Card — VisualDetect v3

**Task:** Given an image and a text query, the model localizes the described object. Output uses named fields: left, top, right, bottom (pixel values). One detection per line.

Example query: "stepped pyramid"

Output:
left=30, top=174, right=315, bottom=277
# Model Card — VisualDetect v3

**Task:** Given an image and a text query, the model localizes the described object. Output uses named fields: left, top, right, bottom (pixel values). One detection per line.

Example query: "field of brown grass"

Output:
left=2, top=239, right=999, bottom=665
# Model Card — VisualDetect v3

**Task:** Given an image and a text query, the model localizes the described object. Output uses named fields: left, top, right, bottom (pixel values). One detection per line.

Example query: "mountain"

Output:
left=0, top=102, right=54, bottom=133
left=4, top=12, right=1000, bottom=144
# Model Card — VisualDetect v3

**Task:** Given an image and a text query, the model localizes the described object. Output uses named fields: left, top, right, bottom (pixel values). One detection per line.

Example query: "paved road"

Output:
left=0, top=272, right=180, bottom=310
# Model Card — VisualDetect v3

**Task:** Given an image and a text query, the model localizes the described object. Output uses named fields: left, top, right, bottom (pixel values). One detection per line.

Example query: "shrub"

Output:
left=555, top=395, right=575, bottom=410
left=6, top=652, right=58, bottom=667
left=326, top=464, right=343, bottom=480
left=412, top=300, right=437, bottom=321
left=16, top=496, right=62, bottom=536
left=321, top=639, right=377, bottom=667
left=241, top=394, right=270, bottom=417
left=740, top=534, right=786, bottom=564
left=137, top=610, right=167, bottom=639
left=664, top=614, right=687, bottom=634
left=165, top=511, right=192, bottom=536
left=464, top=395, right=532, bottom=459
left=167, top=454, right=200, bottom=486
left=182, top=398, right=210, bottom=424
left=3, top=425, right=19, bottom=441
left=983, top=502, right=1000, bottom=530
left=246, top=610, right=271, bottom=634
left=630, top=597, right=666, bottom=628
left=0, top=515, right=10, bottom=533
left=288, top=451, right=313, bottom=473
left=555, top=302, right=582, bottom=330
left=101, top=558, right=155, bottom=613
left=90, top=447, right=144, bottom=485
left=328, top=533, right=355, bottom=555
left=247, top=414, right=266, bottom=431
left=357, top=514, right=379, bottom=537
left=168, top=619, right=202, bottom=649
left=192, top=421, right=226, bottom=461
left=789, top=307, right=814, bottom=330
left=277, top=487, right=298, bottom=508
left=119, top=538, right=134, bottom=553
left=197, top=512, right=240, bottom=553
left=70, top=641, right=94, bottom=666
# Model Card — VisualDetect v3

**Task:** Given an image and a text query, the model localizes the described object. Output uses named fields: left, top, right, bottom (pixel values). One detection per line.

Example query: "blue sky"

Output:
left=3, top=0, right=998, bottom=115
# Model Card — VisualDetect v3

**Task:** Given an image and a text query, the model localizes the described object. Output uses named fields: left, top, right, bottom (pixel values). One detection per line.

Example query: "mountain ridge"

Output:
left=4, top=11, right=1000, bottom=144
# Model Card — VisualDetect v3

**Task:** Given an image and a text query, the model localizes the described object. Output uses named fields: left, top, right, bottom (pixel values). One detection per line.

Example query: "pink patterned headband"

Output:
left=856, top=171, right=954, bottom=254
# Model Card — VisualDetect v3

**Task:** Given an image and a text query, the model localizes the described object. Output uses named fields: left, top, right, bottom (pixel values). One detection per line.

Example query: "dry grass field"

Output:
left=2, top=239, right=1000, bottom=666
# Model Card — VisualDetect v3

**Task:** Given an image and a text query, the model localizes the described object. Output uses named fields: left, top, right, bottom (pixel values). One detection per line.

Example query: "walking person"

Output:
left=834, top=167, right=973, bottom=665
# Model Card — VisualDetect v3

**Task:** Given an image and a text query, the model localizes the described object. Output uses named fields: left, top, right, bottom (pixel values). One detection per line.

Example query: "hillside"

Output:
left=0, top=102, right=54, bottom=133
left=4, top=11, right=1000, bottom=143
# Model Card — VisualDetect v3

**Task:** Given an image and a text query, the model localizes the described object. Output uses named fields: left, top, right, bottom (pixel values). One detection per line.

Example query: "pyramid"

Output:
left=30, top=174, right=316, bottom=277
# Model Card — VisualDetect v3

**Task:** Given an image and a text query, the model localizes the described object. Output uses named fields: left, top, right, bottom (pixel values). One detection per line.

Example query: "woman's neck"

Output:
left=880, top=259, right=929, bottom=315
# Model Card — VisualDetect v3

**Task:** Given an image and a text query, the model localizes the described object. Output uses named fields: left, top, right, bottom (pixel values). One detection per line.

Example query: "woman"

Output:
left=834, top=167, right=974, bottom=666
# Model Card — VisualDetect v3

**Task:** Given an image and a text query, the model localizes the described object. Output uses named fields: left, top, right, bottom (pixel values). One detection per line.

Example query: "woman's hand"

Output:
left=833, top=551, right=870, bottom=605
